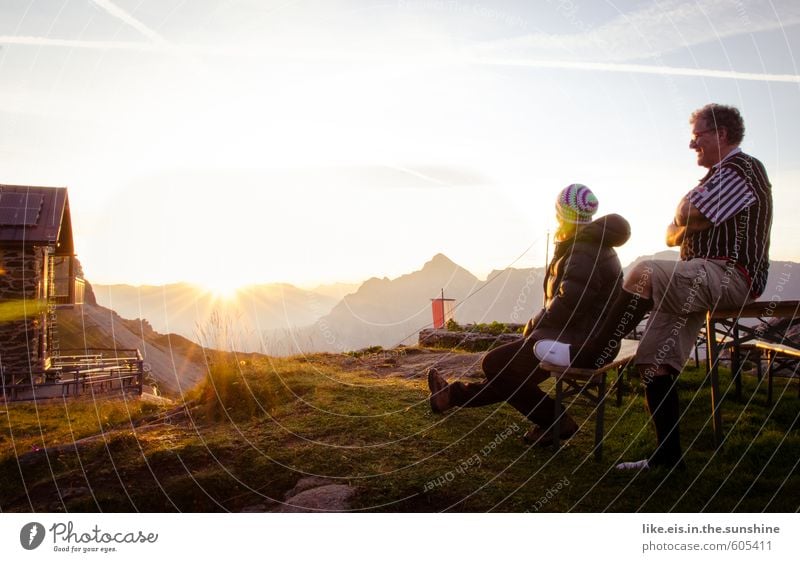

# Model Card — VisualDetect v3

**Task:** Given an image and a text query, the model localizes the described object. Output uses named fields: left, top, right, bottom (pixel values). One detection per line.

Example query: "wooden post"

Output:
left=767, top=350, right=774, bottom=406
left=594, top=374, right=607, bottom=461
left=615, top=366, right=625, bottom=407
left=694, top=338, right=701, bottom=369
left=732, top=328, right=742, bottom=400
left=706, top=312, right=723, bottom=447
left=67, top=254, right=75, bottom=305
left=553, top=376, right=563, bottom=449
left=137, top=350, right=144, bottom=396
left=756, top=348, right=763, bottom=382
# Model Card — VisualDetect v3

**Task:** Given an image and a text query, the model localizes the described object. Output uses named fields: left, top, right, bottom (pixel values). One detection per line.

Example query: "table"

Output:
left=735, top=341, right=800, bottom=404
left=706, top=300, right=800, bottom=446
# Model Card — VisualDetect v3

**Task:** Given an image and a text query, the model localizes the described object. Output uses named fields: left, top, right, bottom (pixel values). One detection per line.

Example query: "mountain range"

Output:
left=91, top=282, right=341, bottom=353
left=93, top=252, right=800, bottom=354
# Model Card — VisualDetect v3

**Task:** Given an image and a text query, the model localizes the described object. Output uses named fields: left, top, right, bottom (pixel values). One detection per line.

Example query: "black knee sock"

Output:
left=573, top=289, right=654, bottom=368
left=645, top=375, right=683, bottom=468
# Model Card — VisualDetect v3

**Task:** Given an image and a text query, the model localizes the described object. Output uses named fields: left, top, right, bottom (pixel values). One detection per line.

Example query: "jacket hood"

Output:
left=574, top=213, right=631, bottom=247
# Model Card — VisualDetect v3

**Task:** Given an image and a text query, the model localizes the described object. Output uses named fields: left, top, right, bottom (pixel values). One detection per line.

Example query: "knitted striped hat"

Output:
left=556, top=184, right=598, bottom=224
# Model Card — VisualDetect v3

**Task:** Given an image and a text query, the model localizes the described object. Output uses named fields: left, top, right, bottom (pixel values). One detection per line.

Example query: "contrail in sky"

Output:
left=0, top=34, right=798, bottom=84
left=0, top=36, right=161, bottom=52
left=383, top=165, right=452, bottom=187
left=466, top=57, right=800, bottom=84
left=90, top=0, right=168, bottom=45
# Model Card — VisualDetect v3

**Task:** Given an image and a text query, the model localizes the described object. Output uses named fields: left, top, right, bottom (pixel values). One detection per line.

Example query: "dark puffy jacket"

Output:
left=524, top=214, right=631, bottom=344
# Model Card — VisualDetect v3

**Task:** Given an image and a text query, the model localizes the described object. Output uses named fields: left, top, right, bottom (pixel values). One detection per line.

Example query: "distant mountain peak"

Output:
left=423, top=253, right=459, bottom=270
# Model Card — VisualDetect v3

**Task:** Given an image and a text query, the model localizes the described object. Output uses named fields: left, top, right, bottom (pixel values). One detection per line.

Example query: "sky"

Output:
left=1, top=0, right=800, bottom=293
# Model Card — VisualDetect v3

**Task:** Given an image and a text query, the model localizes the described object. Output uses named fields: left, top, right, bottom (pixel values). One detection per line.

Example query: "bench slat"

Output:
left=709, top=300, right=800, bottom=319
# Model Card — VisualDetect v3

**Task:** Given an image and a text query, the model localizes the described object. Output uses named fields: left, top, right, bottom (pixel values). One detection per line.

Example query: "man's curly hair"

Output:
left=690, top=103, right=745, bottom=145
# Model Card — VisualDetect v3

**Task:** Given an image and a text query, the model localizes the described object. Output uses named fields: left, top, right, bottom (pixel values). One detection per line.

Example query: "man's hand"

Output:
left=669, top=196, right=712, bottom=245
left=666, top=222, right=686, bottom=247
left=674, top=198, right=687, bottom=226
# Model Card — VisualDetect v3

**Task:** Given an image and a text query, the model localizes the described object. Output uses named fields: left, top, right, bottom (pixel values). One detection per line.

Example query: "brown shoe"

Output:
left=523, top=416, right=579, bottom=446
left=427, top=368, right=452, bottom=413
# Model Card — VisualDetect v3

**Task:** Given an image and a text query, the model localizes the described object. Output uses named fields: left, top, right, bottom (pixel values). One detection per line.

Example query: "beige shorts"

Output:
left=635, top=258, right=753, bottom=373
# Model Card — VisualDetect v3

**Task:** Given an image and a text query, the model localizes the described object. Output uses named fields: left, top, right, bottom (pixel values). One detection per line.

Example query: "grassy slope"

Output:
left=56, top=306, right=207, bottom=366
left=1, top=353, right=798, bottom=512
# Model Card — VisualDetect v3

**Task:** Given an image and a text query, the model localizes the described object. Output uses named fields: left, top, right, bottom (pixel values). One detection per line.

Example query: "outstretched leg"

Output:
left=427, top=368, right=503, bottom=413
left=428, top=337, right=578, bottom=442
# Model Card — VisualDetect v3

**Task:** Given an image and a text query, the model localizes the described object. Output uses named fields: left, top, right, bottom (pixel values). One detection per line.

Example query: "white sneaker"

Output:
left=533, top=339, right=572, bottom=366
left=615, top=459, right=650, bottom=470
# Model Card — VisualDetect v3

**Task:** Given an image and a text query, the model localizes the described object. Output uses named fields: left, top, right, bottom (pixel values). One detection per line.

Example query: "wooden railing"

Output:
left=705, top=300, right=800, bottom=446
left=1, top=348, right=144, bottom=402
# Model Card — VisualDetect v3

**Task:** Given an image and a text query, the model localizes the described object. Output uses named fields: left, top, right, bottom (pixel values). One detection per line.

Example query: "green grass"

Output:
left=1, top=355, right=798, bottom=512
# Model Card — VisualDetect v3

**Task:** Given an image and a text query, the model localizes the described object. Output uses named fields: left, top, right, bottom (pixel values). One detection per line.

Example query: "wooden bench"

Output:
left=707, top=300, right=800, bottom=446
left=540, top=339, right=639, bottom=460
left=1, top=349, right=145, bottom=402
left=734, top=341, right=800, bottom=405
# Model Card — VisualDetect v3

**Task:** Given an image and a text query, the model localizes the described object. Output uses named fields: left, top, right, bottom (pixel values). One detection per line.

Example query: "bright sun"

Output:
left=200, top=279, right=241, bottom=301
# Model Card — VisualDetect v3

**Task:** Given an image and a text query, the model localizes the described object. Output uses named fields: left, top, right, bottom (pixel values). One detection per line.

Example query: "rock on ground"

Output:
left=272, top=477, right=357, bottom=513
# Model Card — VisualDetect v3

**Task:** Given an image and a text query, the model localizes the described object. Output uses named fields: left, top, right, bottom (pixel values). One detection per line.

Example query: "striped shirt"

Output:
left=683, top=149, right=772, bottom=297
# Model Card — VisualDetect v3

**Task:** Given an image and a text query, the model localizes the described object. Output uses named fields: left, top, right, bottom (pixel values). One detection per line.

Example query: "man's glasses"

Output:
left=691, top=128, right=717, bottom=143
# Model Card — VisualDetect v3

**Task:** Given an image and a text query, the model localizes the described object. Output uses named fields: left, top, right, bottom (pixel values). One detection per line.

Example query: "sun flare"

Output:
left=199, top=279, right=241, bottom=301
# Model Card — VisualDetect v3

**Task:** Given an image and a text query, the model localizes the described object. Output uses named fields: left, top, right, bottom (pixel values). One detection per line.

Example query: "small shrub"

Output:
left=199, top=358, right=261, bottom=422
left=345, top=345, right=384, bottom=357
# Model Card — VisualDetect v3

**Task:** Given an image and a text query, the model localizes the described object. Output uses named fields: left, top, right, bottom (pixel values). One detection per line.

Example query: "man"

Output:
left=535, top=104, right=772, bottom=470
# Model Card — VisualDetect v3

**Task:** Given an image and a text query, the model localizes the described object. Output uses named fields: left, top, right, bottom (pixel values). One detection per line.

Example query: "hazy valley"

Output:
left=92, top=252, right=800, bottom=355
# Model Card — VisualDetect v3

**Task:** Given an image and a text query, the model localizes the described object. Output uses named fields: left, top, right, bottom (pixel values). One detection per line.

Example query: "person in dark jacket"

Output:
left=428, top=184, right=631, bottom=444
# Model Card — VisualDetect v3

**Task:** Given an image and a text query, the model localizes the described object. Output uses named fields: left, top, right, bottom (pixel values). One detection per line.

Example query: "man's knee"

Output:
left=624, top=261, right=654, bottom=298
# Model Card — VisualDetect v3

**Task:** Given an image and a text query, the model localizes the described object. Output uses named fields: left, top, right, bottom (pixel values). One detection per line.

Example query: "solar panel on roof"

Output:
left=0, top=193, right=44, bottom=226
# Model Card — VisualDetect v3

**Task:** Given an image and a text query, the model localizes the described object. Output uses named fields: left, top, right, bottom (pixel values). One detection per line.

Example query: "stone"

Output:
left=419, top=328, right=522, bottom=352
left=283, top=476, right=337, bottom=499
left=274, top=484, right=357, bottom=513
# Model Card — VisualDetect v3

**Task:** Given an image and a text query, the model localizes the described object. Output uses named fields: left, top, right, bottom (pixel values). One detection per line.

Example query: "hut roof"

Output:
left=0, top=185, right=74, bottom=255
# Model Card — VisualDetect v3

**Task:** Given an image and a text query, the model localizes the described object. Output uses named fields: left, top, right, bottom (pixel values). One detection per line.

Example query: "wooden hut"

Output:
left=0, top=185, right=83, bottom=386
